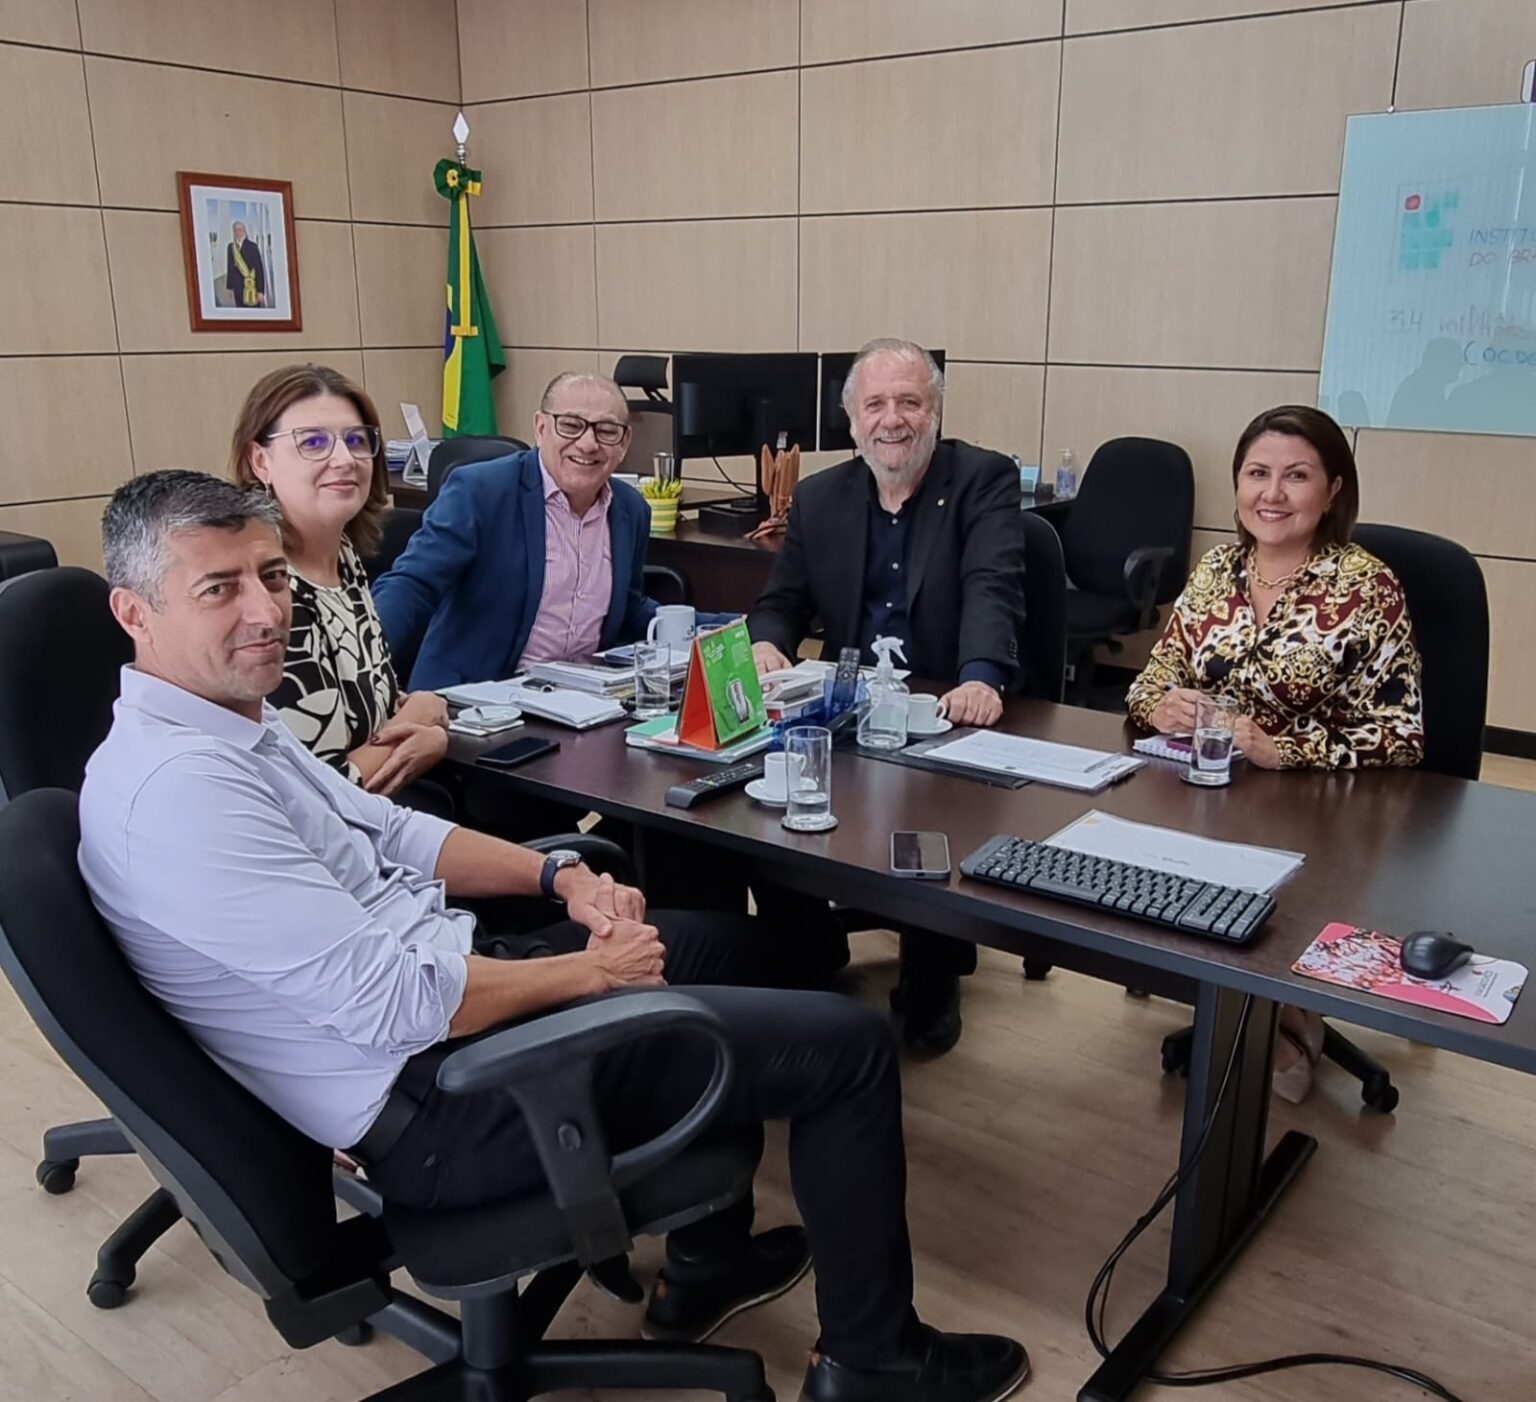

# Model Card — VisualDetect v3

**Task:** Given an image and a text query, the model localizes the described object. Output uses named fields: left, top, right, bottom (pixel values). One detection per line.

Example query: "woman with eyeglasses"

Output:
left=231, top=364, right=449, bottom=796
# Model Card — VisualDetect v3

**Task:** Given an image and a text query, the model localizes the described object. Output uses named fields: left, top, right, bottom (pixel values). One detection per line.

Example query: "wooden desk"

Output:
left=450, top=702, right=1536, bottom=1400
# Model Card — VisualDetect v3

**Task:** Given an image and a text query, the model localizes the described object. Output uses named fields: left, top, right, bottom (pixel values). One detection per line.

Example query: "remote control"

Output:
left=829, top=646, right=862, bottom=712
left=664, top=758, right=765, bottom=809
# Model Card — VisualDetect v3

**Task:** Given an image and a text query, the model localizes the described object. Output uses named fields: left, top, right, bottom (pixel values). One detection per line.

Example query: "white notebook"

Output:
left=439, top=679, right=626, bottom=730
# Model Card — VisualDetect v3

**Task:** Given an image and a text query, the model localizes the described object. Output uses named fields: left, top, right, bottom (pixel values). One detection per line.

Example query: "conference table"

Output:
left=447, top=699, right=1536, bottom=1402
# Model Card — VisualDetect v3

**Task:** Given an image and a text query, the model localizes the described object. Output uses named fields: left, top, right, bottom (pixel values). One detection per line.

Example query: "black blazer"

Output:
left=747, top=439, right=1024, bottom=685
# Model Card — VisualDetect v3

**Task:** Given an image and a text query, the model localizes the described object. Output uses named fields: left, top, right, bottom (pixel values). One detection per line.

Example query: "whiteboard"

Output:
left=1319, top=104, right=1536, bottom=438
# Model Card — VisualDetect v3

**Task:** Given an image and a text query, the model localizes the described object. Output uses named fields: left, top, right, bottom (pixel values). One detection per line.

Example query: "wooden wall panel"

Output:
left=588, top=0, right=798, bottom=86
left=0, top=357, right=133, bottom=502
left=802, top=0, right=1062, bottom=64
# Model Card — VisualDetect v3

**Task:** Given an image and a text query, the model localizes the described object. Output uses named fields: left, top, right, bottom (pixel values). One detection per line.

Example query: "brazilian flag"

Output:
left=434, top=158, right=505, bottom=437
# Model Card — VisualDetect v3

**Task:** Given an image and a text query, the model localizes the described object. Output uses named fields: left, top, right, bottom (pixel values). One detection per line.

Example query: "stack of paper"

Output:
left=524, top=661, right=636, bottom=696
left=625, top=716, right=774, bottom=763
left=1046, top=811, right=1304, bottom=894
left=439, top=679, right=625, bottom=730
left=923, top=732, right=1143, bottom=791
left=595, top=642, right=692, bottom=674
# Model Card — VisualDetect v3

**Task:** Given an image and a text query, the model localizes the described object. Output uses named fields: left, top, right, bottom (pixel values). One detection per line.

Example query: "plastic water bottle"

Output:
left=1055, top=448, right=1078, bottom=500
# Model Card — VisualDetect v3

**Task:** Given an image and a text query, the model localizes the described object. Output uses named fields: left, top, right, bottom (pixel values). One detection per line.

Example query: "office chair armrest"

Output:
left=1123, top=546, right=1175, bottom=631
left=520, top=833, right=637, bottom=886
left=642, top=563, right=693, bottom=606
left=436, top=992, right=734, bottom=1266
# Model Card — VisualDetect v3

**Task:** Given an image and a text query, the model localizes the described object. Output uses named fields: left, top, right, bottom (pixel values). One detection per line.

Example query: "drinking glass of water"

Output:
left=1187, top=694, right=1238, bottom=786
left=782, top=725, right=837, bottom=832
left=633, top=641, right=673, bottom=719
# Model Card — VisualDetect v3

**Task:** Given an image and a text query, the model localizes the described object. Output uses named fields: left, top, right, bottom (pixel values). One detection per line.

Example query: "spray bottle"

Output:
left=857, top=635, right=910, bottom=751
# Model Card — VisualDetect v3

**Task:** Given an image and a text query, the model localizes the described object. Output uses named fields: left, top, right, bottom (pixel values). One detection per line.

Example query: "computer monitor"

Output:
left=817, top=347, right=946, bottom=454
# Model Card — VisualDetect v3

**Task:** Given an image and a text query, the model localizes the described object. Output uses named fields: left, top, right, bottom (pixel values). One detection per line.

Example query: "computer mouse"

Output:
left=1399, top=931, right=1475, bottom=981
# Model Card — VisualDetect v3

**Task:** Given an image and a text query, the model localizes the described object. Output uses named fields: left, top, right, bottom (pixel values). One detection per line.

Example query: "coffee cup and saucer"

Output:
left=905, top=693, right=952, bottom=738
left=746, top=751, right=806, bottom=807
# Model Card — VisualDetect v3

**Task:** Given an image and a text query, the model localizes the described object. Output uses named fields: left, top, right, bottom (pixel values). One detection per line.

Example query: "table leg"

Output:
left=1078, top=985, right=1317, bottom=1402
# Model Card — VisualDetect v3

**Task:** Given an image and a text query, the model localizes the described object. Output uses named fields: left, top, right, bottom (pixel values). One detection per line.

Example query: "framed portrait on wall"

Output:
left=176, top=172, right=302, bottom=332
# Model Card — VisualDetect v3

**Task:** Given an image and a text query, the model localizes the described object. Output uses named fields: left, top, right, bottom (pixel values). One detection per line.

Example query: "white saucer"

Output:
left=906, top=718, right=953, bottom=738
left=744, top=778, right=788, bottom=807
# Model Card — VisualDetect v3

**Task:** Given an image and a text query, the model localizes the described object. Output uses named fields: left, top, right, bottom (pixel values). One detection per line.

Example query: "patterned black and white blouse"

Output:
left=270, top=537, right=401, bottom=781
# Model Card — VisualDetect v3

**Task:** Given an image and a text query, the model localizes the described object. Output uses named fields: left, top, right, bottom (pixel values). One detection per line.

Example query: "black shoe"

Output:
left=891, top=973, right=963, bottom=1054
left=642, top=1225, right=812, bottom=1343
left=801, top=1325, right=1029, bottom=1402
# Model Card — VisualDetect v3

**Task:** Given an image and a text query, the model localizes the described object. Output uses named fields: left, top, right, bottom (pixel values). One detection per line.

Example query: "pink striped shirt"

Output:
left=520, top=466, right=614, bottom=666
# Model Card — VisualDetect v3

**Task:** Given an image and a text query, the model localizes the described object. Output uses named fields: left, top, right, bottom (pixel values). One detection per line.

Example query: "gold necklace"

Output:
left=1247, top=550, right=1310, bottom=591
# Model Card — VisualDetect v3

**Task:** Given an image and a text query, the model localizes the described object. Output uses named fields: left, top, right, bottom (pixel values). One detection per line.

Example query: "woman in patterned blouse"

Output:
left=1126, top=404, right=1424, bottom=1100
left=231, top=365, right=449, bottom=794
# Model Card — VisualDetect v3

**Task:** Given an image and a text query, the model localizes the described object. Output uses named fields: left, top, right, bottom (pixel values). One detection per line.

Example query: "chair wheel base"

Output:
left=1160, top=1033, right=1192, bottom=1077
left=37, top=1159, right=78, bottom=1194
left=1362, top=1078, right=1400, bottom=1114
left=333, top=1322, right=374, bottom=1347
left=87, top=1274, right=130, bottom=1309
left=1020, top=959, right=1053, bottom=982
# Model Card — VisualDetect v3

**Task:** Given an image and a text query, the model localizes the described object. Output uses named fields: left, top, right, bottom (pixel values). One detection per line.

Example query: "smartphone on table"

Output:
left=477, top=736, right=560, bottom=770
left=890, top=831, right=952, bottom=880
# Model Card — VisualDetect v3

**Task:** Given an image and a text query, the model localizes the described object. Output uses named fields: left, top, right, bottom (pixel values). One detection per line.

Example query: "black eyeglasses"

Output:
left=548, top=413, right=629, bottom=447
left=262, top=425, right=381, bottom=461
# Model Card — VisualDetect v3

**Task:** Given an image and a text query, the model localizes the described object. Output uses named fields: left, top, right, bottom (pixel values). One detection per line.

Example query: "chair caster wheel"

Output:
left=1160, top=1037, right=1191, bottom=1077
left=334, top=1322, right=374, bottom=1347
left=37, top=1159, right=78, bottom=1194
left=88, top=1274, right=130, bottom=1309
left=1021, top=959, right=1052, bottom=982
left=1362, top=1078, right=1399, bottom=1114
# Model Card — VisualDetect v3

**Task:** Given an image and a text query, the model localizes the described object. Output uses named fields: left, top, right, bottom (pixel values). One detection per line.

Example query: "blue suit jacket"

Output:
left=373, top=449, right=658, bottom=690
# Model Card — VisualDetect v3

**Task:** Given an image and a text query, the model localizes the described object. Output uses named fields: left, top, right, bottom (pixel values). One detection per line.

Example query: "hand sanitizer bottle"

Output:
left=857, top=636, right=910, bottom=751
left=1055, top=448, right=1078, bottom=500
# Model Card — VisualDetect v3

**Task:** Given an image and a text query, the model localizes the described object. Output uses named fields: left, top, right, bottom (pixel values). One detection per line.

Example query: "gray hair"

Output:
left=841, top=338, right=945, bottom=415
left=102, top=470, right=282, bottom=605
left=539, top=371, right=629, bottom=422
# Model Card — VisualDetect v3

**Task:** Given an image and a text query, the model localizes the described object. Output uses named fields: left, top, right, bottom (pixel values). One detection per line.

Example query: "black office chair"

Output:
left=0, top=529, right=57, bottom=581
left=614, top=355, right=675, bottom=477
left=1161, top=525, right=1490, bottom=1113
left=1019, top=512, right=1067, bottom=705
left=427, top=435, right=529, bottom=506
left=1060, top=438, right=1194, bottom=704
left=363, top=506, right=423, bottom=583
left=0, top=790, right=773, bottom=1401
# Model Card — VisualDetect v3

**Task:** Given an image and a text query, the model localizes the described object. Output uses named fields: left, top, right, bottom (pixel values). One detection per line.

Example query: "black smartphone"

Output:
left=477, top=736, right=560, bottom=770
left=890, top=831, right=952, bottom=880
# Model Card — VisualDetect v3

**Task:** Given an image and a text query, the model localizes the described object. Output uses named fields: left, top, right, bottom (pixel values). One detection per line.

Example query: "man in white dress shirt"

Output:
left=75, top=471, right=1028, bottom=1402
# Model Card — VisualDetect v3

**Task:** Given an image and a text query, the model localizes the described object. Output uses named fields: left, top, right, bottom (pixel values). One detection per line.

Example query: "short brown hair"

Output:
left=1231, top=404, right=1359, bottom=552
left=229, top=363, right=390, bottom=557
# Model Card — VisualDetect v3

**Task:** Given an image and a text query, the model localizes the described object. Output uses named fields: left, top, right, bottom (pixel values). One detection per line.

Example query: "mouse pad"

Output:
left=1293, top=923, right=1525, bottom=1025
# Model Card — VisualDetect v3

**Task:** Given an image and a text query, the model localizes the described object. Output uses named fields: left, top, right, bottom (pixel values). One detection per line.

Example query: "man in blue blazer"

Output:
left=375, top=373, right=657, bottom=691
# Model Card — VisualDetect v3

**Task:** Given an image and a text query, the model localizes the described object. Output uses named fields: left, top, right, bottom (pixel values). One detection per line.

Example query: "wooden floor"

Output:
left=3, top=755, right=1535, bottom=1402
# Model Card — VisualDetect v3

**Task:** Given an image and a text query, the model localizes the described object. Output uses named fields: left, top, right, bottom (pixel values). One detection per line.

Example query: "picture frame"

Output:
left=176, top=172, right=302, bottom=332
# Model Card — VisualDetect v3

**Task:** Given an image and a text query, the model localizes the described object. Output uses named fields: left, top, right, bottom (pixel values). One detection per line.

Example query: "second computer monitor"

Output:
left=818, top=347, right=946, bottom=454
left=671, top=352, right=819, bottom=463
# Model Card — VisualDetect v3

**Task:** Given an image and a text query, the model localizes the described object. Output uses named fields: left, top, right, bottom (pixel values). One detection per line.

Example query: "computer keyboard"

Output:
left=960, top=835, right=1275, bottom=945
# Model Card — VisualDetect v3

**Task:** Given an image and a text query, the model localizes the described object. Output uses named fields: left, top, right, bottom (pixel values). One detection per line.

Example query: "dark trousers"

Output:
left=364, top=911, right=918, bottom=1366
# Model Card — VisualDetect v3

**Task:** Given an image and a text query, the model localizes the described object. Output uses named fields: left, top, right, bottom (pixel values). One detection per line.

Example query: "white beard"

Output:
left=854, top=416, right=939, bottom=492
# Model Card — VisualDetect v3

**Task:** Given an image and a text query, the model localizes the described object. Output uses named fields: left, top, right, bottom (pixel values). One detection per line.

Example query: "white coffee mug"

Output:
left=762, top=751, right=806, bottom=802
left=647, top=604, right=696, bottom=646
left=908, top=693, right=941, bottom=730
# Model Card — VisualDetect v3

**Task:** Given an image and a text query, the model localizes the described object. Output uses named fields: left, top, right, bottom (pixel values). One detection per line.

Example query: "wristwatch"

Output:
left=539, top=849, right=583, bottom=902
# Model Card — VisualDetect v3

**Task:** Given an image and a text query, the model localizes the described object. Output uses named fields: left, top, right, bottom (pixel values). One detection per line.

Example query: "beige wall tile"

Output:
left=1354, top=430, right=1536, bottom=561
left=479, top=224, right=598, bottom=348
left=345, top=91, right=461, bottom=225
left=589, top=0, right=798, bottom=86
left=121, top=350, right=365, bottom=477
left=0, top=496, right=113, bottom=567
left=1482, top=559, right=1536, bottom=730
left=106, top=210, right=360, bottom=353
left=801, top=43, right=1059, bottom=214
left=470, top=93, right=593, bottom=226
left=76, top=0, right=339, bottom=85
left=800, top=209, right=1052, bottom=362
left=596, top=219, right=796, bottom=352
left=0, top=45, right=97, bottom=203
left=1042, top=365, right=1318, bottom=530
left=86, top=57, right=350, bottom=219
left=943, top=362, right=1046, bottom=463
left=1057, top=7, right=1397, bottom=203
left=352, top=223, right=447, bottom=348
left=362, top=348, right=446, bottom=439
left=492, top=348, right=602, bottom=442
left=0, top=357, right=132, bottom=503
left=336, top=0, right=460, bottom=102
left=1066, top=0, right=1392, bottom=33
left=1397, top=0, right=1536, bottom=111
left=0, top=204, right=116, bottom=354
left=1047, top=198, right=1335, bottom=370
left=801, top=0, right=1061, bottom=64
left=592, top=71, right=798, bottom=221
left=0, top=0, right=78, bottom=47
left=457, top=0, right=588, bottom=103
